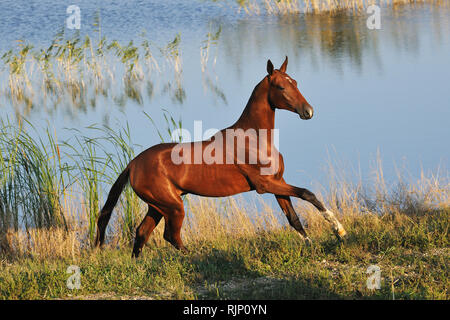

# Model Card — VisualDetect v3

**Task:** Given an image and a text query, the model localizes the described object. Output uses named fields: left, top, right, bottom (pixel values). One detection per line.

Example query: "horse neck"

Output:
left=232, top=77, right=275, bottom=130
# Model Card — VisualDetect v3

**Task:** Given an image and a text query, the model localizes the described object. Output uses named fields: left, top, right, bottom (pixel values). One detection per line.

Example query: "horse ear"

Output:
left=267, top=59, right=274, bottom=76
left=279, top=56, right=288, bottom=73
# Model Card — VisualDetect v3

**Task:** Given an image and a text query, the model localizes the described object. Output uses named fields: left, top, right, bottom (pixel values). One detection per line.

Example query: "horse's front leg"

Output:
left=275, top=195, right=311, bottom=243
left=254, top=177, right=347, bottom=240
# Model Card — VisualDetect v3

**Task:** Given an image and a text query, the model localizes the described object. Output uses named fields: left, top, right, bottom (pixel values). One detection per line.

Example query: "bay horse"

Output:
left=95, top=57, right=347, bottom=257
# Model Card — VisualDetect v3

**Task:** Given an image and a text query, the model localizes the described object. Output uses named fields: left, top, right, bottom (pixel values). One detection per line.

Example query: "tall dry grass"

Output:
left=1, top=145, right=447, bottom=260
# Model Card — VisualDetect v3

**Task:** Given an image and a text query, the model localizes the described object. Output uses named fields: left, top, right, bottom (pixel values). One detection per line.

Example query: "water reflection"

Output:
left=0, top=30, right=189, bottom=117
left=220, top=3, right=448, bottom=77
left=200, top=25, right=228, bottom=104
left=0, top=3, right=448, bottom=120
left=234, top=0, right=450, bottom=15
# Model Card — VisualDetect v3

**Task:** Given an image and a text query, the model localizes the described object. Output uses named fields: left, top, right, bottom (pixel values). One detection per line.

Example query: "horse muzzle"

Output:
left=296, top=103, right=314, bottom=120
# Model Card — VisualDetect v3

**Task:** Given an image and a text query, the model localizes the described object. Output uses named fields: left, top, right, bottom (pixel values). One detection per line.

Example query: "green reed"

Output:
left=0, top=107, right=186, bottom=248
left=0, top=118, right=68, bottom=234
left=60, top=121, right=146, bottom=244
left=62, top=131, right=107, bottom=242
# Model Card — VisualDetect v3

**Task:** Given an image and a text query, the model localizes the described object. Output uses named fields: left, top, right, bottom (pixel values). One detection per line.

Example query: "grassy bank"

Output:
left=0, top=204, right=448, bottom=300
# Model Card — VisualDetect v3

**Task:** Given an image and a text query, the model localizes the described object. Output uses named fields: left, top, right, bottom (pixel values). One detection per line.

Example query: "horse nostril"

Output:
left=305, top=106, right=313, bottom=119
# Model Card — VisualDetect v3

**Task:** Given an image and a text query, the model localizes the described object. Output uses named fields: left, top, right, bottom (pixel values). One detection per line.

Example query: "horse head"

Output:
left=266, top=56, right=314, bottom=120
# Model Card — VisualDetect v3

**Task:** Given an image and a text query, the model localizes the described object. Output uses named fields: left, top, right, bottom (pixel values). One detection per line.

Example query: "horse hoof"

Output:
left=132, top=249, right=141, bottom=258
left=335, top=228, right=347, bottom=242
left=303, top=237, right=312, bottom=246
left=180, top=247, right=189, bottom=254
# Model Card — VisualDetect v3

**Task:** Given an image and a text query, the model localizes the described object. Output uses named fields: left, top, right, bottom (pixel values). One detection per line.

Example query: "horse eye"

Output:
left=276, top=85, right=285, bottom=90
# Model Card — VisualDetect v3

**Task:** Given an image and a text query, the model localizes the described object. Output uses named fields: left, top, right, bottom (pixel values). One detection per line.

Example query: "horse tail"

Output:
left=94, top=164, right=131, bottom=247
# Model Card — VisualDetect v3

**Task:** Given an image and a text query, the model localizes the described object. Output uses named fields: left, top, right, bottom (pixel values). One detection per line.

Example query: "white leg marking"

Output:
left=323, top=209, right=347, bottom=238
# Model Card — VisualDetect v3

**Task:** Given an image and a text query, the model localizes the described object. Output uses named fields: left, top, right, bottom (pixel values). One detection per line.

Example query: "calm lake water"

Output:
left=0, top=1, right=449, bottom=206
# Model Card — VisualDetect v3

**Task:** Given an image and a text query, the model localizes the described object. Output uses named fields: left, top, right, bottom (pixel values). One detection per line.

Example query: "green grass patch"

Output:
left=1, top=209, right=448, bottom=300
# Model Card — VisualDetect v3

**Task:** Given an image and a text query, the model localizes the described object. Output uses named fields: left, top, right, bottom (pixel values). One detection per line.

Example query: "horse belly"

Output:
left=174, top=163, right=252, bottom=197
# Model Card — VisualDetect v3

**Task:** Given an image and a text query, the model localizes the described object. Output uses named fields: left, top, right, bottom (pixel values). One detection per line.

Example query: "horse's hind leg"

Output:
left=132, top=204, right=163, bottom=258
left=275, top=195, right=311, bottom=243
left=161, top=201, right=188, bottom=253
